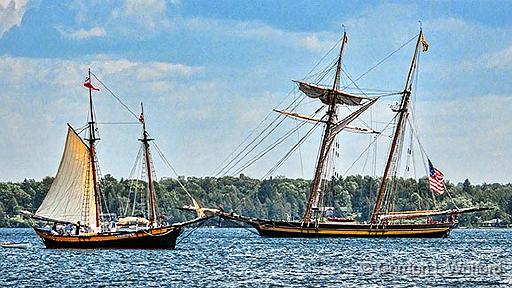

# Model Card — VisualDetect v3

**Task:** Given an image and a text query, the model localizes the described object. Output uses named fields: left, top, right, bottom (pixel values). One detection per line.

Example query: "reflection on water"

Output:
left=1, top=228, right=511, bottom=287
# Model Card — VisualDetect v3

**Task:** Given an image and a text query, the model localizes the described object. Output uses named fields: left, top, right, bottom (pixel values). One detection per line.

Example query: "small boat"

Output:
left=21, top=70, right=207, bottom=249
left=1, top=242, right=30, bottom=249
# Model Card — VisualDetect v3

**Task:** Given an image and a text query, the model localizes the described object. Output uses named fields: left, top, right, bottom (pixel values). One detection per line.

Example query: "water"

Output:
left=1, top=228, right=511, bottom=287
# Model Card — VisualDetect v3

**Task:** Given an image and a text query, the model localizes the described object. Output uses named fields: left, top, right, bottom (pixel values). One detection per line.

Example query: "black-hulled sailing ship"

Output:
left=201, top=29, right=487, bottom=238
left=22, top=70, right=206, bottom=248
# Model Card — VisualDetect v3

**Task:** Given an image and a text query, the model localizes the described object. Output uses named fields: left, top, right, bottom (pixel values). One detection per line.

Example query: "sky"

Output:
left=0, top=0, right=511, bottom=184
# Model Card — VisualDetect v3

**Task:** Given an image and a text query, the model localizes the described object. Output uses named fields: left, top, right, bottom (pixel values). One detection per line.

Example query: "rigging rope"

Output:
left=262, top=115, right=324, bottom=179
left=211, top=88, right=299, bottom=176
left=76, top=124, right=89, bottom=135
left=231, top=111, right=319, bottom=177
left=175, top=218, right=209, bottom=244
left=342, top=34, right=418, bottom=87
left=90, top=72, right=139, bottom=121
left=301, top=37, right=343, bottom=82
left=125, top=144, right=144, bottom=216
left=214, top=33, right=344, bottom=178
left=95, top=122, right=140, bottom=125
left=151, top=140, right=196, bottom=201
left=221, top=218, right=260, bottom=236
left=341, top=114, right=398, bottom=177
left=231, top=120, right=309, bottom=176
left=296, top=118, right=305, bottom=178
left=217, top=94, right=307, bottom=177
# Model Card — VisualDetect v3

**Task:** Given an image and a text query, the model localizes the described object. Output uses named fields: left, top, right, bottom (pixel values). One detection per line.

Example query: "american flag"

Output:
left=428, top=159, right=445, bottom=195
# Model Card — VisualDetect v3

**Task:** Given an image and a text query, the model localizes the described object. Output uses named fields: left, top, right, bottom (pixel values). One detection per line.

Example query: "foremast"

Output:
left=139, top=103, right=157, bottom=227
left=302, top=31, right=348, bottom=225
left=86, top=68, right=101, bottom=228
left=371, top=30, right=424, bottom=223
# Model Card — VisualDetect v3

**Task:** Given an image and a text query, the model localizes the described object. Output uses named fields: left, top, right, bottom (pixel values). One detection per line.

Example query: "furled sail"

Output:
left=378, top=207, right=490, bottom=221
left=35, top=126, right=97, bottom=228
left=295, top=81, right=367, bottom=106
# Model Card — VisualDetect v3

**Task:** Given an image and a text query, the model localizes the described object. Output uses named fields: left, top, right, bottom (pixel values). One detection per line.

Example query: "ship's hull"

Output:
left=249, top=220, right=455, bottom=238
left=34, top=226, right=182, bottom=249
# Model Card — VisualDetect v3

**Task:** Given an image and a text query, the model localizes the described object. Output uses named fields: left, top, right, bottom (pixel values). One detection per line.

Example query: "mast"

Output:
left=87, top=68, right=101, bottom=228
left=302, top=31, right=348, bottom=225
left=371, top=30, right=423, bottom=223
left=139, top=103, right=157, bottom=227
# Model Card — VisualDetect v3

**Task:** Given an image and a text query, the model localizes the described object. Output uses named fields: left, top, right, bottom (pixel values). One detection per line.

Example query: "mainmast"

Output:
left=371, top=30, right=424, bottom=223
left=302, top=31, right=348, bottom=225
left=87, top=68, right=101, bottom=228
left=139, top=103, right=157, bottom=227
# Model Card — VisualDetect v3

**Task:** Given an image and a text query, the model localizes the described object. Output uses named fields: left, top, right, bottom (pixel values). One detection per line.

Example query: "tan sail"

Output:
left=295, top=81, right=367, bottom=106
left=35, top=126, right=97, bottom=229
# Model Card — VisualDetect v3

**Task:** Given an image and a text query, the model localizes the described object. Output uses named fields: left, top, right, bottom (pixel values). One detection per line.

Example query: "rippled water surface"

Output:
left=1, top=228, right=511, bottom=287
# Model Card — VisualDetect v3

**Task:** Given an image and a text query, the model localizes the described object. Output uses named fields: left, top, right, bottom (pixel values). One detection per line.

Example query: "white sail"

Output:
left=295, top=81, right=367, bottom=106
left=35, top=126, right=97, bottom=228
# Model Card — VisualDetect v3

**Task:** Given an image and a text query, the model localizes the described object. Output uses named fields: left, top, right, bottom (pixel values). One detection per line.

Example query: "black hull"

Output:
left=34, top=227, right=183, bottom=249
left=247, top=220, right=456, bottom=238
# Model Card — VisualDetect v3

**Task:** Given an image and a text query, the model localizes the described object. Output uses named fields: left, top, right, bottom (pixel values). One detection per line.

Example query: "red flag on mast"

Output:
left=83, top=77, right=100, bottom=91
left=139, top=113, right=144, bottom=124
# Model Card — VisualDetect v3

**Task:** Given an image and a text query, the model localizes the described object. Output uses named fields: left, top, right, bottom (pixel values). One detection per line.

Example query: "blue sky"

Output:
left=0, top=0, right=511, bottom=184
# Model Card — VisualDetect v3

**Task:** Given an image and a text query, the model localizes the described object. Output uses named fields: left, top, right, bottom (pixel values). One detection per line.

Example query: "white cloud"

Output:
left=298, top=35, right=329, bottom=52
left=111, top=0, right=172, bottom=34
left=135, top=62, right=203, bottom=81
left=485, top=45, right=512, bottom=70
left=0, top=55, right=203, bottom=86
left=0, top=54, right=205, bottom=181
left=415, top=95, right=512, bottom=184
left=185, top=17, right=337, bottom=53
left=0, top=0, right=29, bottom=37
left=58, top=26, right=107, bottom=40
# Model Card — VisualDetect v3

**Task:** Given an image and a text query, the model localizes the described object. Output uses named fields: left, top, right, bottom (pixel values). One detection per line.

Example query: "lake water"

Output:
left=1, top=228, right=511, bottom=287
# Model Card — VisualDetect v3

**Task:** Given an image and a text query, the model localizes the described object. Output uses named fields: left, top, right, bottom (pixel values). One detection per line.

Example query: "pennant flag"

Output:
left=139, top=113, right=144, bottom=124
left=420, top=33, right=429, bottom=52
left=83, top=77, right=100, bottom=91
left=428, top=158, right=445, bottom=195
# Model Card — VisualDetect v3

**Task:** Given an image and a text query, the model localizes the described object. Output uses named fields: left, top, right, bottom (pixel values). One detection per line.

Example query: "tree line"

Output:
left=0, top=174, right=510, bottom=227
